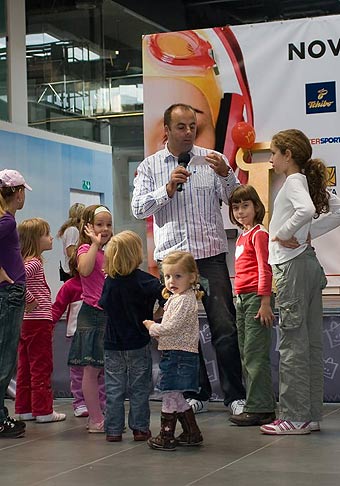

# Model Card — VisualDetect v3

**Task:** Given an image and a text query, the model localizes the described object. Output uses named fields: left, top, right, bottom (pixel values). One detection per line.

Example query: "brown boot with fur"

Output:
left=147, top=412, right=178, bottom=451
left=176, top=407, right=203, bottom=446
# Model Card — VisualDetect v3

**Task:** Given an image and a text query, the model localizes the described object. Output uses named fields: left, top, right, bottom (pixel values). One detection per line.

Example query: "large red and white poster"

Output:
left=142, top=15, right=340, bottom=287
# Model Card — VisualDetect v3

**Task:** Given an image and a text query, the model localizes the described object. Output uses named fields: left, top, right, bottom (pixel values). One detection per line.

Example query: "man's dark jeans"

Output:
left=185, top=253, right=245, bottom=405
left=0, top=284, right=25, bottom=422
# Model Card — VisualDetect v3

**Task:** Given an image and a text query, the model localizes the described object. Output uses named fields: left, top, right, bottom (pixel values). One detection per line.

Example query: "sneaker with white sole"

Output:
left=35, top=411, right=66, bottom=423
left=16, top=413, right=36, bottom=421
left=227, top=399, right=246, bottom=415
left=310, top=421, right=321, bottom=431
left=88, top=420, right=104, bottom=433
left=260, top=419, right=311, bottom=435
left=186, top=399, right=209, bottom=414
left=74, top=406, right=89, bottom=417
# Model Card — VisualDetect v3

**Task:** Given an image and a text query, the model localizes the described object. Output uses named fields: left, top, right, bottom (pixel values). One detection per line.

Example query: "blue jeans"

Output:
left=104, top=344, right=152, bottom=435
left=185, top=253, right=245, bottom=404
left=0, top=284, right=25, bottom=421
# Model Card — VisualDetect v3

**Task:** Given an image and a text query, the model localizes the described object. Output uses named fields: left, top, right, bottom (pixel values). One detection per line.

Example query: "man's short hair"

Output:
left=163, top=103, right=196, bottom=127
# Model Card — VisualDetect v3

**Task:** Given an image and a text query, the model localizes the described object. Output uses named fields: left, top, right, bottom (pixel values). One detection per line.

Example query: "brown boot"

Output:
left=147, top=412, right=178, bottom=451
left=176, top=407, right=203, bottom=446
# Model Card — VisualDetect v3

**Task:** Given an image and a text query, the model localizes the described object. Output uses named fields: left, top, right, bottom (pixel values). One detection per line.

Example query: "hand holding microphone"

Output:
left=176, top=152, right=191, bottom=192
left=165, top=152, right=191, bottom=198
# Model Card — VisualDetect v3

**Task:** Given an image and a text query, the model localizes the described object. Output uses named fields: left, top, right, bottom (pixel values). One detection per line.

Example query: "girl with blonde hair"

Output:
left=16, top=218, right=66, bottom=423
left=99, top=230, right=164, bottom=442
left=67, top=204, right=112, bottom=433
left=58, top=202, right=85, bottom=281
left=143, top=251, right=204, bottom=451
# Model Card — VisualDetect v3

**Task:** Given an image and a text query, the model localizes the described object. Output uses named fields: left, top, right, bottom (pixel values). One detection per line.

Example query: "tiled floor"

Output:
left=1, top=400, right=339, bottom=486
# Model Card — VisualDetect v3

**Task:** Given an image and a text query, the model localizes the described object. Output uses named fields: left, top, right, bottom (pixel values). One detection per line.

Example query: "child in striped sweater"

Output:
left=15, top=218, right=66, bottom=423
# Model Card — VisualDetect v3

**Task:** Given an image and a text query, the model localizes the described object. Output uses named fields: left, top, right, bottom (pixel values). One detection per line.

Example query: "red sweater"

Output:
left=24, top=257, right=52, bottom=320
left=234, top=224, right=272, bottom=296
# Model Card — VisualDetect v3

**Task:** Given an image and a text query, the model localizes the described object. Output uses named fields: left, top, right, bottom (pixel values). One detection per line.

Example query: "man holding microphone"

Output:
left=132, top=103, right=245, bottom=415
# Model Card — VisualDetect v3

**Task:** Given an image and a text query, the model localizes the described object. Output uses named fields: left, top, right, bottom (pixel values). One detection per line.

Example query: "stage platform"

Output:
left=52, top=296, right=340, bottom=403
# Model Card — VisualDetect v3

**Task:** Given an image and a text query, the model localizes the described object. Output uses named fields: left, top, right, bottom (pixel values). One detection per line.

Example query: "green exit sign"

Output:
left=82, top=180, right=91, bottom=191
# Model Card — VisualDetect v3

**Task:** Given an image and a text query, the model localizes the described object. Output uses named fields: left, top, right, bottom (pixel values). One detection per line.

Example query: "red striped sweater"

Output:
left=23, top=257, right=52, bottom=321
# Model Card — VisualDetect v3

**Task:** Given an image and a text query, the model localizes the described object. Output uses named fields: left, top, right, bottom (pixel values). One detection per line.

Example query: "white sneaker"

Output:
left=310, top=421, right=321, bottom=431
left=260, top=419, right=311, bottom=435
left=88, top=420, right=104, bottom=433
left=17, top=413, right=36, bottom=421
left=74, top=406, right=89, bottom=417
left=186, top=399, right=209, bottom=414
left=228, top=399, right=246, bottom=415
left=36, top=411, right=66, bottom=423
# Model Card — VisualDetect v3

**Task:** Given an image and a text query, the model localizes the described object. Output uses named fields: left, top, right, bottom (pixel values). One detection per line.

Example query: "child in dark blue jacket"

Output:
left=99, top=230, right=164, bottom=443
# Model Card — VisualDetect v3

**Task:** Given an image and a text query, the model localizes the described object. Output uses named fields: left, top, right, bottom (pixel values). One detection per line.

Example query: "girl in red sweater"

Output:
left=228, top=185, right=276, bottom=427
left=15, top=218, right=66, bottom=423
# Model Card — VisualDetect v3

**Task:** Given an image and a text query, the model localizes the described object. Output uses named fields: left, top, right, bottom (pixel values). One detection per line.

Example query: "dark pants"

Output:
left=185, top=253, right=245, bottom=405
left=159, top=253, right=245, bottom=405
left=0, top=284, right=25, bottom=422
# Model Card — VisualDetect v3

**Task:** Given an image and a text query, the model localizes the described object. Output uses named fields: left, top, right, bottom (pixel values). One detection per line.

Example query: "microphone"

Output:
left=176, top=152, right=191, bottom=192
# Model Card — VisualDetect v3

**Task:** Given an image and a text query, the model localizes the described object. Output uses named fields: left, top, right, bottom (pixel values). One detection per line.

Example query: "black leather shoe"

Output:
left=229, top=412, right=276, bottom=426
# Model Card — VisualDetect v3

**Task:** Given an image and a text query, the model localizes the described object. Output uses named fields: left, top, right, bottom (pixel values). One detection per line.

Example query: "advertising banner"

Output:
left=142, top=14, right=340, bottom=286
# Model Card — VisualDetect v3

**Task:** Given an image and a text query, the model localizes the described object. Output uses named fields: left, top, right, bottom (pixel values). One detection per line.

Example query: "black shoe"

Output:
left=0, top=419, right=26, bottom=438
left=229, top=412, right=276, bottom=426
left=147, top=435, right=178, bottom=451
left=133, top=429, right=152, bottom=441
left=4, top=407, right=26, bottom=429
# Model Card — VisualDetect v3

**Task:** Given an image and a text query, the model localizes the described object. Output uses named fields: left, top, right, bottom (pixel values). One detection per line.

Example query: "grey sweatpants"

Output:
left=273, top=246, right=327, bottom=422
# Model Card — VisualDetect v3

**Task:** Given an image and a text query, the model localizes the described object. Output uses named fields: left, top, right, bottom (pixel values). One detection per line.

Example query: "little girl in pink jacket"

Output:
left=52, top=274, right=106, bottom=417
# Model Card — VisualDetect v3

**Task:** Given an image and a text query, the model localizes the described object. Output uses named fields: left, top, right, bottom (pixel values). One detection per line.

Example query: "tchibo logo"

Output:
left=305, top=82, right=336, bottom=114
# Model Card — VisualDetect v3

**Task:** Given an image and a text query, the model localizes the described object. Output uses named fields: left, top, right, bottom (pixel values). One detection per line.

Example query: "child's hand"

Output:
left=0, top=267, right=14, bottom=284
left=143, top=319, right=155, bottom=330
left=153, top=306, right=164, bottom=322
left=84, top=223, right=102, bottom=246
left=26, top=300, right=38, bottom=313
left=272, top=235, right=300, bottom=248
left=255, top=303, right=274, bottom=328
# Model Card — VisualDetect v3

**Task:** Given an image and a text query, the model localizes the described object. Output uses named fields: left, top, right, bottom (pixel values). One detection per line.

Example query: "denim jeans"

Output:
left=157, top=350, right=199, bottom=392
left=185, top=253, right=245, bottom=404
left=0, top=284, right=25, bottom=421
left=104, top=344, right=152, bottom=435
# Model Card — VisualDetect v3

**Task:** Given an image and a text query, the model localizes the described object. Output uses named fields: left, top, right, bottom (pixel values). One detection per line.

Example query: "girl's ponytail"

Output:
left=304, top=158, right=330, bottom=217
